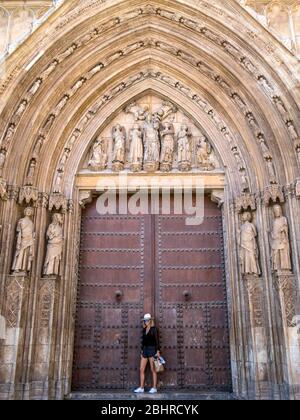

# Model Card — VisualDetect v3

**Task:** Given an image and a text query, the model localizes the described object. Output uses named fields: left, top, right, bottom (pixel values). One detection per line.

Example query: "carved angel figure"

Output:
left=112, top=124, right=126, bottom=172
left=88, top=138, right=107, bottom=171
left=177, top=124, right=192, bottom=171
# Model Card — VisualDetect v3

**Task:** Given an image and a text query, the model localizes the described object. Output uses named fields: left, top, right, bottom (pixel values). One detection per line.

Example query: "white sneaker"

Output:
left=134, top=387, right=145, bottom=393
left=149, top=388, right=158, bottom=394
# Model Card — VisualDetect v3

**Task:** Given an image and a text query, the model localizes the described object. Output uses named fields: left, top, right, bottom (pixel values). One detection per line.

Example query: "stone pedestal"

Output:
left=0, top=274, right=30, bottom=400
left=275, top=272, right=300, bottom=399
left=31, top=276, right=59, bottom=400
left=244, top=275, right=270, bottom=399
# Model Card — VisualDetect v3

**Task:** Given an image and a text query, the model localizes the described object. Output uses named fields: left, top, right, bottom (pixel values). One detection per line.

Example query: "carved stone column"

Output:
left=31, top=276, right=59, bottom=400
left=0, top=274, right=30, bottom=400
left=274, top=273, right=300, bottom=399
left=244, top=275, right=269, bottom=399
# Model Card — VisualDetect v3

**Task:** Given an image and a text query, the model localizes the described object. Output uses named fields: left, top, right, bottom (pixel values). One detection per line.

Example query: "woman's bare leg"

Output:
left=149, top=358, right=158, bottom=389
left=140, top=356, right=148, bottom=388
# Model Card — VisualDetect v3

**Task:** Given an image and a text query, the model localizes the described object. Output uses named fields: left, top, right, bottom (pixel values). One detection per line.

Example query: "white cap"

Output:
left=143, top=313, right=152, bottom=321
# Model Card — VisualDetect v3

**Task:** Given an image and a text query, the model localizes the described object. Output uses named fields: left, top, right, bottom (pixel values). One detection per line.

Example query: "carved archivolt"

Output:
left=52, top=72, right=249, bottom=195
left=1, top=2, right=299, bottom=190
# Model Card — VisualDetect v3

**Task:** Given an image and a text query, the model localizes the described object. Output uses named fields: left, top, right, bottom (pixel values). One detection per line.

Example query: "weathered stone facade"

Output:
left=0, top=0, right=299, bottom=400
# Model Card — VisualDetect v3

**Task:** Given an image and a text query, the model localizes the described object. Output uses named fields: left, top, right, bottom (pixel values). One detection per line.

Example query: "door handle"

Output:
left=115, top=290, right=123, bottom=301
left=183, top=291, right=191, bottom=301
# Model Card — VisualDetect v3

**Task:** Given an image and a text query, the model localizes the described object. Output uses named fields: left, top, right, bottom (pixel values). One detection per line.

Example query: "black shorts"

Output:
left=142, top=346, right=157, bottom=359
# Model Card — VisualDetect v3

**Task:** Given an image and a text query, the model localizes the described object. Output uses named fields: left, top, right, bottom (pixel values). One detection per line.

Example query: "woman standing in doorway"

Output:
left=134, top=314, right=161, bottom=394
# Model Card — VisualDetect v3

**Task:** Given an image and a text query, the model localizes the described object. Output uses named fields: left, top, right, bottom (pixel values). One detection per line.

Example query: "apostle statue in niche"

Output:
left=196, top=136, right=215, bottom=171
left=239, top=212, right=261, bottom=276
left=12, top=207, right=35, bottom=274
left=43, top=213, right=64, bottom=277
left=271, top=205, right=292, bottom=272
left=129, top=123, right=144, bottom=172
left=88, top=137, right=107, bottom=171
left=177, top=124, right=192, bottom=171
left=143, top=114, right=161, bottom=172
left=160, top=122, right=175, bottom=172
left=112, top=124, right=126, bottom=172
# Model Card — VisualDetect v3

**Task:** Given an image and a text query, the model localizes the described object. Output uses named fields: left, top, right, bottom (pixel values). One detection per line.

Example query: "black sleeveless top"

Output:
left=142, top=326, right=160, bottom=352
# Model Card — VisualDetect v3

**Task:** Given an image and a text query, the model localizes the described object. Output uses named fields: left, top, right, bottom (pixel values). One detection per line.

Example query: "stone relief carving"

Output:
left=177, top=125, right=192, bottom=172
left=143, top=115, right=161, bottom=172
left=49, top=193, right=68, bottom=213
left=19, top=186, right=39, bottom=206
left=2, top=6, right=298, bottom=186
left=43, top=214, right=64, bottom=277
left=129, top=124, right=144, bottom=172
left=83, top=96, right=221, bottom=175
left=160, top=122, right=175, bottom=172
left=88, top=138, right=108, bottom=171
left=112, top=125, right=126, bottom=172
left=7, top=28, right=286, bottom=190
left=235, top=193, right=256, bottom=213
left=12, top=207, right=35, bottom=274
left=196, top=136, right=215, bottom=170
left=0, top=150, right=7, bottom=176
left=239, top=212, right=261, bottom=277
left=0, top=177, right=8, bottom=201
left=264, top=184, right=285, bottom=206
left=125, top=102, right=148, bottom=121
left=275, top=274, right=298, bottom=328
left=53, top=171, right=64, bottom=194
left=25, top=159, right=37, bottom=186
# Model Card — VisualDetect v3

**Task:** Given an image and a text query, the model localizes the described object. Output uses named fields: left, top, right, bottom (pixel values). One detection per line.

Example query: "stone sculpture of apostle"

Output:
left=239, top=212, right=261, bottom=276
left=271, top=205, right=292, bottom=272
left=112, top=124, right=126, bottom=172
left=177, top=124, right=192, bottom=171
left=143, top=114, right=160, bottom=172
left=160, top=122, right=175, bottom=172
left=43, top=213, right=64, bottom=276
left=88, top=137, right=107, bottom=171
left=129, top=124, right=144, bottom=172
left=12, top=207, right=35, bottom=274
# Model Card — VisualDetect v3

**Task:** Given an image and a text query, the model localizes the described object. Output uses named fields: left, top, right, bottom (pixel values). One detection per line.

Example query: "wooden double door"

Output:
left=72, top=195, right=232, bottom=391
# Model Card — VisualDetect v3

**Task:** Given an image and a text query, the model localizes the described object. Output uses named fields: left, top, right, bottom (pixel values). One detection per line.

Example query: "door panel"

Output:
left=72, top=195, right=231, bottom=392
left=155, top=196, right=231, bottom=391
